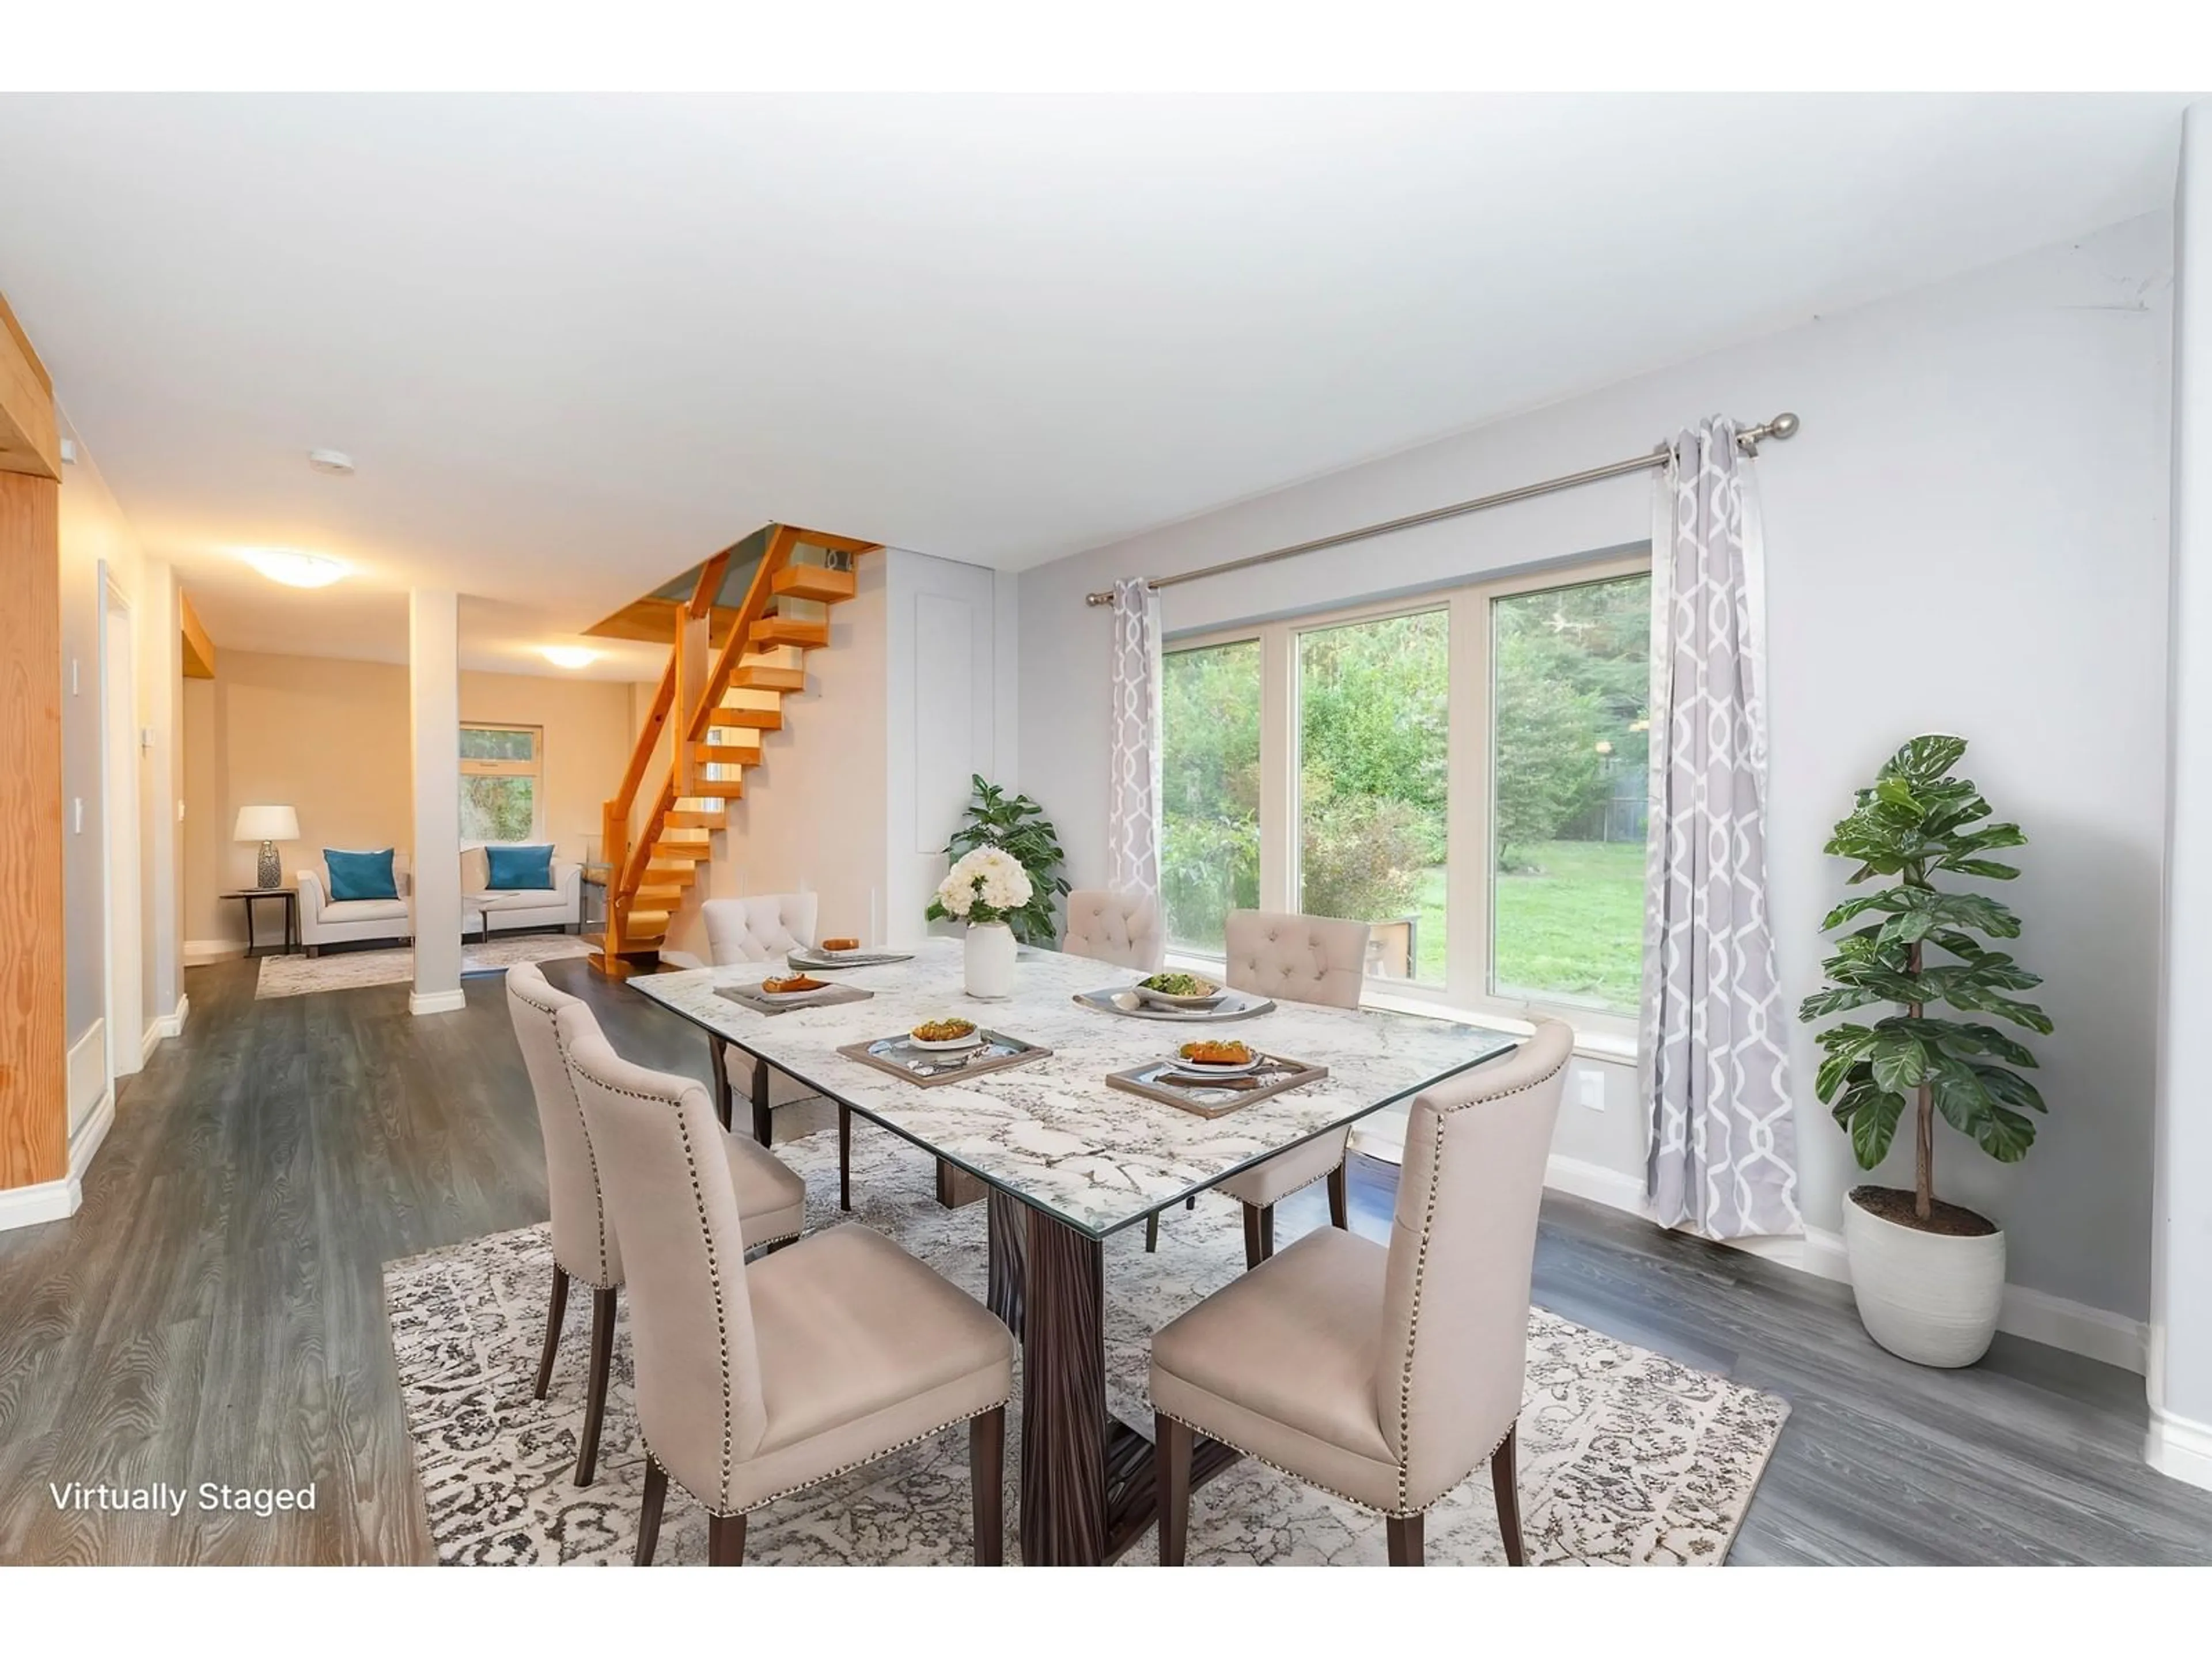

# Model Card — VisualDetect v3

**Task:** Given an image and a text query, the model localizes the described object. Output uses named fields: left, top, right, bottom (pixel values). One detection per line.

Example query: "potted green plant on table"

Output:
left=1799, top=735, right=2052, bottom=1367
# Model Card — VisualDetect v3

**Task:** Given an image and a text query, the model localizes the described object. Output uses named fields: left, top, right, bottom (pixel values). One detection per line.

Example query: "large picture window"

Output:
left=1160, top=639, right=1260, bottom=953
left=460, top=722, right=543, bottom=844
left=1158, top=556, right=1649, bottom=1027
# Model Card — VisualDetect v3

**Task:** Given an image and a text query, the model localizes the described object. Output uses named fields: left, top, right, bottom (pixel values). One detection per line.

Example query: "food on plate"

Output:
left=821, top=937, right=861, bottom=952
left=761, top=973, right=828, bottom=994
left=1178, top=1039, right=1253, bottom=1066
left=912, top=1018, right=978, bottom=1043
left=1140, top=971, right=1218, bottom=997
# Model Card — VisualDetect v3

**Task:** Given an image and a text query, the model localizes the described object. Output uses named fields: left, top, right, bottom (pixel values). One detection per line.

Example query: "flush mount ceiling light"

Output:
left=240, top=548, right=348, bottom=589
left=307, top=449, right=355, bottom=475
left=541, top=645, right=598, bottom=669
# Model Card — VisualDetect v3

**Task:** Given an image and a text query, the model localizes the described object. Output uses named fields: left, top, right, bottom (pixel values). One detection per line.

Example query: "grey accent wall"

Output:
left=1018, top=212, right=2175, bottom=1324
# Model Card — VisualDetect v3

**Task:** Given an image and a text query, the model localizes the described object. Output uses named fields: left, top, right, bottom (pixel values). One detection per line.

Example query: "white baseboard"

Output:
left=66, top=1020, right=107, bottom=1138
left=1541, top=1152, right=2147, bottom=1374
left=0, top=1080, right=115, bottom=1233
left=153, top=993, right=190, bottom=1040
left=409, top=988, right=467, bottom=1016
left=139, top=1017, right=162, bottom=1065
left=185, top=938, right=246, bottom=966
left=2146, top=1404, right=2212, bottom=1493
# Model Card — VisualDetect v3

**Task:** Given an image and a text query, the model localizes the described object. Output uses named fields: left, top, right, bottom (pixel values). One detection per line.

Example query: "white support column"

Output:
left=409, top=589, right=464, bottom=1016
left=2150, top=99, right=2212, bottom=1492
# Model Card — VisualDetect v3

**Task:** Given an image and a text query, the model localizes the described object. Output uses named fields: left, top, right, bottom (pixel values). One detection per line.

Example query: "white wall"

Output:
left=1019, top=212, right=2175, bottom=1328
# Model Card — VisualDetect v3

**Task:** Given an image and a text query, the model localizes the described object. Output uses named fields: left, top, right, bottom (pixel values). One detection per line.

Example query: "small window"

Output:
left=460, top=723, right=543, bottom=843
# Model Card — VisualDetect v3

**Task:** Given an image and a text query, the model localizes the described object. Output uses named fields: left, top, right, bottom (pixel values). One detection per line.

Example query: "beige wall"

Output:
left=183, top=648, right=641, bottom=954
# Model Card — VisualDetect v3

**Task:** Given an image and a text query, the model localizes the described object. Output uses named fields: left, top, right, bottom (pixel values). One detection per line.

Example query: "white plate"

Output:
left=908, top=1029, right=984, bottom=1051
left=818, top=946, right=866, bottom=959
left=757, top=982, right=832, bottom=1001
left=1134, top=982, right=1225, bottom=1008
left=1169, top=1052, right=1259, bottom=1075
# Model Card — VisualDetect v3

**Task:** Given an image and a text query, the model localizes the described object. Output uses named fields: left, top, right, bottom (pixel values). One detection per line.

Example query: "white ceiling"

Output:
left=0, top=92, right=2194, bottom=671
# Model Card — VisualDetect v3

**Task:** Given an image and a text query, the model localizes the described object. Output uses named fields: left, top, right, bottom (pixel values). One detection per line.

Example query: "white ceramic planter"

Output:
left=963, top=922, right=1017, bottom=1000
left=1842, top=1189, right=2006, bottom=1368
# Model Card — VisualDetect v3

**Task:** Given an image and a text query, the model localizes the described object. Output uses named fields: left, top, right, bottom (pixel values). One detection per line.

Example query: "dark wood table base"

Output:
left=988, top=1191, right=1241, bottom=1564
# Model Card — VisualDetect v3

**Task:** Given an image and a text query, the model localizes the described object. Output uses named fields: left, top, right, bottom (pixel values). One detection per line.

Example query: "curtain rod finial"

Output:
left=1767, top=411, right=1800, bottom=441
left=1085, top=589, right=1115, bottom=606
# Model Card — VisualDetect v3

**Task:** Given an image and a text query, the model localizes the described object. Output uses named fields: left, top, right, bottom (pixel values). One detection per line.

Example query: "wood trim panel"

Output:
left=180, top=592, right=217, bottom=679
left=0, top=471, right=67, bottom=1188
left=0, top=289, right=60, bottom=482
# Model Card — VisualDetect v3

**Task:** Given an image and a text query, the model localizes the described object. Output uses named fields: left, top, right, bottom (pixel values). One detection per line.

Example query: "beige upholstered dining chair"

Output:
left=1149, top=910, right=1372, bottom=1261
left=1150, top=1018, right=1572, bottom=1566
left=1060, top=887, right=1166, bottom=972
left=699, top=892, right=861, bottom=1205
left=562, top=1004, right=1016, bottom=1566
left=505, top=962, right=806, bottom=1487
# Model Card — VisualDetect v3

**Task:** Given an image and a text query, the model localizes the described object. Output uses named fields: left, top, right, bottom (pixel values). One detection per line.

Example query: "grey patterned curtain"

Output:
left=1641, top=418, right=1801, bottom=1240
left=1107, top=577, right=1163, bottom=903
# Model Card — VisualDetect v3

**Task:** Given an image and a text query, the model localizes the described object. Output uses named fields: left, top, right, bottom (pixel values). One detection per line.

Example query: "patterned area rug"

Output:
left=384, top=1126, right=1789, bottom=1566
left=255, top=934, right=592, bottom=999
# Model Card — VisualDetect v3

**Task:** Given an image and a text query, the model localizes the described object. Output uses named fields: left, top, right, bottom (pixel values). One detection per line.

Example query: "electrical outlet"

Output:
left=1577, top=1070, right=1605, bottom=1112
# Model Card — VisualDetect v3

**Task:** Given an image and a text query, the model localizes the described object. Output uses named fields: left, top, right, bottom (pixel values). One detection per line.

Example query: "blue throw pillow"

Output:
left=325, top=847, right=399, bottom=903
left=485, top=843, right=556, bottom=891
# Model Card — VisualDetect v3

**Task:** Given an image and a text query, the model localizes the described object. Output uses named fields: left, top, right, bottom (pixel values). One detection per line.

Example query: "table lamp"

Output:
left=233, top=805, right=301, bottom=890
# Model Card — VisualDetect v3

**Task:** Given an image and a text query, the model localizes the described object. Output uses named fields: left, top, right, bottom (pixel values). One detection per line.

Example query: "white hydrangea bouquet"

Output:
left=928, top=844, right=1035, bottom=927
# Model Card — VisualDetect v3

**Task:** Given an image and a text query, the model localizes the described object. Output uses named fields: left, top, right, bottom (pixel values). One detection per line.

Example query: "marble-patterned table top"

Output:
left=630, top=941, right=1518, bottom=1237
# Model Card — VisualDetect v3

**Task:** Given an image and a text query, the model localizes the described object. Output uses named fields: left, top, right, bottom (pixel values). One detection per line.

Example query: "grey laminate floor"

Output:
left=1, top=955, right=2207, bottom=1565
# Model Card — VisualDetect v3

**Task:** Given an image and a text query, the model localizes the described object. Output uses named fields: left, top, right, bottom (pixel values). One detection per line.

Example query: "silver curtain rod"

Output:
left=1083, top=412, right=1801, bottom=605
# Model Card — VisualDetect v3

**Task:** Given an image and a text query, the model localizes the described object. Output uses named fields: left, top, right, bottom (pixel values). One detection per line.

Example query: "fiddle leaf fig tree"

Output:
left=1798, top=736, right=2054, bottom=1224
left=939, top=775, right=1070, bottom=945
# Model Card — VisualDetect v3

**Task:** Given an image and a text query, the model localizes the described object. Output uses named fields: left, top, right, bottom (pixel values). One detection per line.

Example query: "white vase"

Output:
left=1842, top=1188, right=2006, bottom=1368
left=963, top=922, right=1017, bottom=1000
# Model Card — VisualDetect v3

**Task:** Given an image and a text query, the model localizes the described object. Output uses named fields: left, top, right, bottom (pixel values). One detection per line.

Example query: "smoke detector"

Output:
left=308, top=448, right=355, bottom=476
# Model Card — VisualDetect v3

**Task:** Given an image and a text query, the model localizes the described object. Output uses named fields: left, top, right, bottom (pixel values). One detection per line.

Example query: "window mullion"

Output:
left=1445, top=587, right=1490, bottom=1008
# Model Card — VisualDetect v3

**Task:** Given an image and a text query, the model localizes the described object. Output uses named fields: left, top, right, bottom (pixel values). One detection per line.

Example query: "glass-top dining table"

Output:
left=630, top=938, right=1518, bottom=1565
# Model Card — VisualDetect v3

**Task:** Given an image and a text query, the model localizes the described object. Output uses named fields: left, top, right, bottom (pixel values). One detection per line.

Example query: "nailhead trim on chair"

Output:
left=640, top=1395, right=1013, bottom=1522
left=590, top=1067, right=744, bottom=1510
left=512, top=974, right=617, bottom=1290
left=1389, top=1044, right=1569, bottom=1514
left=1147, top=1403, right=1508, bottom=1523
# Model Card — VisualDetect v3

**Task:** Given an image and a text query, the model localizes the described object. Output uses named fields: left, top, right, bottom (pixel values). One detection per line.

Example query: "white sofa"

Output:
left=463, top=844, right=582, bottom=936
left=298, top=851, right=414, bottom=956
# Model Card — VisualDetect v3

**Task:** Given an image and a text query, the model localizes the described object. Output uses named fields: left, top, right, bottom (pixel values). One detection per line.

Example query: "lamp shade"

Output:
left=233, top=804, right=300, bottom=843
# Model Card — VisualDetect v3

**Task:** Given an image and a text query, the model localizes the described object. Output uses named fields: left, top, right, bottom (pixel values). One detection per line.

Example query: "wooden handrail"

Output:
left=611, top=650, right=676, bottom=820
left=687, top=524, right=801, bottom=744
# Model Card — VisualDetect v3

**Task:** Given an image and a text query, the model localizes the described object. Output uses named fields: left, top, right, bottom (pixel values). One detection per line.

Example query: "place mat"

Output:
left=1072, top=986, right=1278, bottom=1022
left=1107, top=1052, right=1327, bottom=1119
left=836, top=1031, right=1051, bottom=1088
left=787, top=947, right=916, bottom=970
left=715, top=982, right=877, bottom=1016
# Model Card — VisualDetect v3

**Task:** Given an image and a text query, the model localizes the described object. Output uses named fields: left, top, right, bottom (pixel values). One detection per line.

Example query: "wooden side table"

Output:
left=223, top=887, right=300, bottom=956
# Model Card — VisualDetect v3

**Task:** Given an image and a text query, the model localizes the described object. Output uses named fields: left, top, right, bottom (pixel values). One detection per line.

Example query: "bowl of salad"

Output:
left=1133, top=970, right=1225, bottom=1009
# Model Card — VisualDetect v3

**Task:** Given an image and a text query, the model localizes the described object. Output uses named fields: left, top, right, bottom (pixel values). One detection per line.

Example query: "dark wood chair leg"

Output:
left=635, top=1457, right=667, bottom=1566
left=1145, top=1212, right=1158, bottom=1252
left=709, top=1037, right=732, bottom=1130
left=574, top=1285, right=618, bottom=1486
left=1260, top=1203, right=1274, bottom=1258
left=1156, top=1413, right=1191, bottom=1565
left=1386, top=1512, right=1425, bottom=1566
left=838, top=1104, right=853, bottom=1211
left=970, top=1406, right=1005, bottom=1565
left=1241, top=1203, right=1265, bottom=1270
left=532, top=1264, right=569, bottom=1400
left=1490, top=1423, right=1525, bottom=1565
left=707, top=1511, right=748, bottom=1565
left=1327, top=1163, right=1349, bottom=1230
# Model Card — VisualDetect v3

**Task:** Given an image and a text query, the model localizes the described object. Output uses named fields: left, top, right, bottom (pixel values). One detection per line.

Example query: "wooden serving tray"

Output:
left=1106, top=1053, right=1328, bottom=1118
left=837, top=1031, right=1052, bottom=1088
left=716, top=982, right=876, bottom=1016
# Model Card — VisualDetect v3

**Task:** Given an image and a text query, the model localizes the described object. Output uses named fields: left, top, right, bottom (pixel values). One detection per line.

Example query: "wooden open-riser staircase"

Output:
left=591, top=523, right=880, bottom=973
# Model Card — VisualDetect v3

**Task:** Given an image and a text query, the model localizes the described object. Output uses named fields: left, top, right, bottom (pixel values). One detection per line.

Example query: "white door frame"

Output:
left=100, top=563, right=143, bottom=1084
